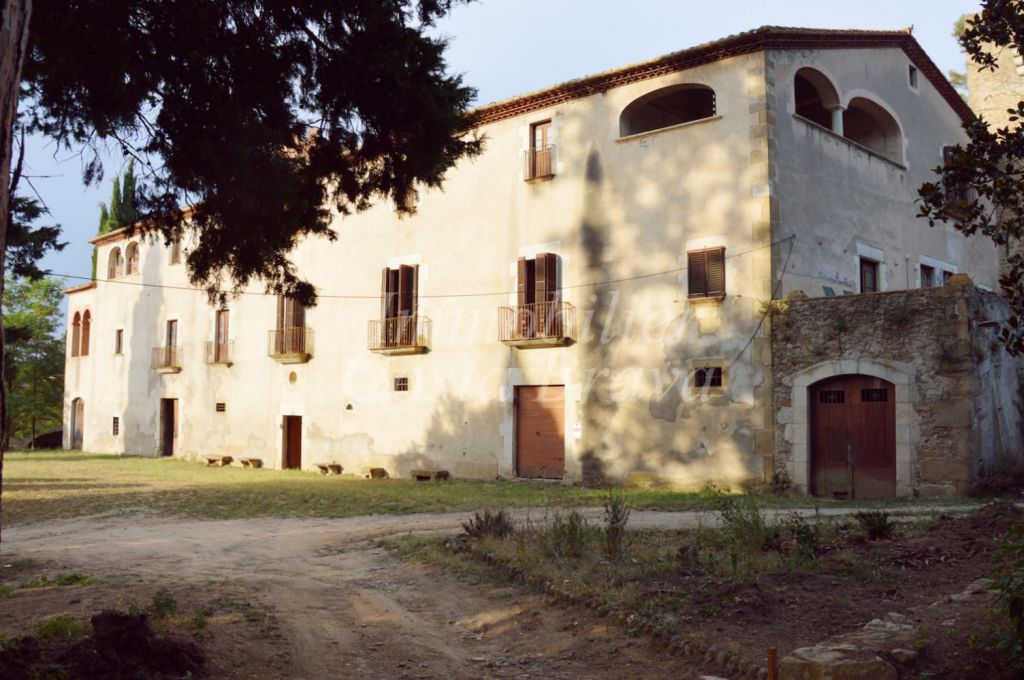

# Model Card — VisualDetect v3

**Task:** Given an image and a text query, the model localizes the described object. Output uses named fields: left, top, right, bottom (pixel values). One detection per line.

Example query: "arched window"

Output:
left=71, top=312, right=82, bottom=357
left=107, top=247, right=123, bottom=279
left=81, top=310, right=92, bottom=356
left=843, top=97, right=903, bottom=163
left=619, top=84, right=716, bottom=137
left=794, top=67, right=839, bottom=130
left=125, top=242, right=140, bottom=275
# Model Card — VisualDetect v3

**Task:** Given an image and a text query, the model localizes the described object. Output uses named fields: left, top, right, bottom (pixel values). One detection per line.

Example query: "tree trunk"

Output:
left=0, top=0, right=33, bottom=557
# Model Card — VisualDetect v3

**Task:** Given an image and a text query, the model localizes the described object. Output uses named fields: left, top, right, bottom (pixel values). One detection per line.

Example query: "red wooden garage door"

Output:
left=810, top=374, right=896, bottom=500
left=516, top=385, right=565, bottom=479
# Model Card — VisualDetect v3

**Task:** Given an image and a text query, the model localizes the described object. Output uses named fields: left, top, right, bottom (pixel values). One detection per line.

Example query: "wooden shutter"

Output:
left=276, top=295, right=286, bottom=330
left=707, top=248, right=725, bottom=296
left=687, top=248, right=725, bottom=298
left=71, top=313, right=80, bottom=357
left=398, top=265, right=415, bottom=317
left=517, top=258, right=528, bottom=306
left=687, top=250, right=708, bottom=298
left=535, top=253, right=557, bottom=303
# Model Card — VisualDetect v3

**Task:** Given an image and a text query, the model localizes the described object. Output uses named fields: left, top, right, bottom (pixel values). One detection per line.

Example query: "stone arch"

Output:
left=107, top=247, right=123, bottom=279
left=619, top=83, right=716, bottom=137
left=794, top=66, right=841, bottom=129
left=125, top=241, right=140, bottom=275
left=842, top=94, right=904, bottom=164
left=785, top=359, right=915, bottom=496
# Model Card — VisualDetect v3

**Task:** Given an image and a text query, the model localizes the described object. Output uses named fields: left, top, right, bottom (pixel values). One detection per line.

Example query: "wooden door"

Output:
left=160, top=398, right=178, bottom=456
left=515, top=385, right=565, bottom=479
left=283, top=416, right=302, bottom=469
left=810, top=375, right=896, bottom=499
left=71, top=398, right=84, bottom=450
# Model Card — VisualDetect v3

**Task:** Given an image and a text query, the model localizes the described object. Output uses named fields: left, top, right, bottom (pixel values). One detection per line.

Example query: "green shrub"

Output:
left=462, top=509, right=514, bottom=539
left=34, top=615, right=89, bottom=640
left=716, top=493, right=770, bottom=552
left=995, top=521, right=1024, bottom=670
left=548, top=510, right=591, bottom=559
left=853, top=510, right=895, bottom=540
left=149, top=588, right=178, bottom=619
left=603, top=491, right=631, bottom=561
left=20, top=573, right=93, bottom=589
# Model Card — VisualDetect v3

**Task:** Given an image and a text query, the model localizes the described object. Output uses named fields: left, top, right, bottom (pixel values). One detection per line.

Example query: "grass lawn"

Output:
left=1, top=450, right=981, bottom=526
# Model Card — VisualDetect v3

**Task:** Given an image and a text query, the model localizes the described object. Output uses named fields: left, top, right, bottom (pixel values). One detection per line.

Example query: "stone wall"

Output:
left=771, top=279, right=1024, bottom=497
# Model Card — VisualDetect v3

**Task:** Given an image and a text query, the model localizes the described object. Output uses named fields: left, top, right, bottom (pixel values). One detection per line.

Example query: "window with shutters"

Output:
left=380, top=264, right=420, bottom=348
left=274, top=296, right=307, bottom=355
left=526, top=121, right=555, bottom=180
left=687, top=247, right=726, bottom=300
left=859, top=258, right=880, bottom=293
left=518, top=253, right=561, bottom=339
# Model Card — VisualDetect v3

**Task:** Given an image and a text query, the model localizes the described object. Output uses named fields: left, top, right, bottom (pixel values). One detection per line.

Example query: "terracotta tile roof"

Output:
left=473, top=26, right=972, bottom=126
left=64, top=282, right=97, bottom=295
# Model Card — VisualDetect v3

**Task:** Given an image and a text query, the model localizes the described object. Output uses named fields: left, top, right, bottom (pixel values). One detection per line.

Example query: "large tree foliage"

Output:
left=3, top=275, right=62, bottom=448
left=918, top=1, right=1024, bottom=354
left=22, top=0, right=481, bottom=305
left=8, top=194, right=62, bottom=279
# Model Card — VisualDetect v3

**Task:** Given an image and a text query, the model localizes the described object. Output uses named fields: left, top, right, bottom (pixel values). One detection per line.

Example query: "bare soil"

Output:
left=3, top=506, right=1013, bottom=679
left=3, top=512, right=735, bottom=679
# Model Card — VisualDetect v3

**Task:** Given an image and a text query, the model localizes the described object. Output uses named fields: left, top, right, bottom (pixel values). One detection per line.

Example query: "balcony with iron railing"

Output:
left=267, top=327, right=313, bottom=363
left=499, top=301, right=576, bottom=347
left=205, top=340, right=234, bottom=366
left=524, top=144, right=556, bottom=181
left=368, top=316, right=431, bottom=355
left=152, top=346, right=182, bottom=373
left=942, top=178, right=979, bottom=221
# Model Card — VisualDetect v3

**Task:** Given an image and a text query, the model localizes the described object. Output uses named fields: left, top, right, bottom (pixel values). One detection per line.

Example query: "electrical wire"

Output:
left=55, top=235, right=797, bottom=301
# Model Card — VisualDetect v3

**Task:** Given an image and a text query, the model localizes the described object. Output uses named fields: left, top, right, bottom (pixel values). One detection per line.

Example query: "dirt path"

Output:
left=3, top=506, right=978, bottom=679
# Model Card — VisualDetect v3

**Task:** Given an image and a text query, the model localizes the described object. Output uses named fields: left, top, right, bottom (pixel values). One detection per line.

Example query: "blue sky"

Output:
left=21, top=0, right=981, bottom=290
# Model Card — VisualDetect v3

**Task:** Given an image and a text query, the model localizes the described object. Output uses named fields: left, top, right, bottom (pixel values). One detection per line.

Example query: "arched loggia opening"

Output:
left=619, top=84, right=716, bottom=137
left=794, top=67, right=840, bottom=130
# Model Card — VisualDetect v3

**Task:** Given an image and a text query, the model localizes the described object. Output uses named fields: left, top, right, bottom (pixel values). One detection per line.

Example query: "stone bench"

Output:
left=240, top=458, right=263, bottom=469
left=204, top=456, right=233, bottom=467
left=316, top=463, right=343, bottom=475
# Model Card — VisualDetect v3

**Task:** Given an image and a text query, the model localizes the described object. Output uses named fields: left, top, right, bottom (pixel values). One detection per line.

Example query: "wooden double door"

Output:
left=809, top=374, right=896, bottom=500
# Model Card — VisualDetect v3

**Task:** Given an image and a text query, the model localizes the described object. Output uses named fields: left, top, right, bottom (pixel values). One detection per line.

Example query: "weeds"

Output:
left=192, top=609, right=211, bottom=631
left=994, top=519, right=1024, bottom=670
left=603, top=491, right=631, bottom=561
left=19, top=573, right=93, bottom=589
left=853, top=510, right=895, bottom=540
left=548, top=510, right=591, bottom=559
left=462, top=509, right=515, bottom=540
left=149, top=588, right=178, bottom=619
left=716, top=493, right=770, bottom=551
left=34, top=615, right=89, bottom=640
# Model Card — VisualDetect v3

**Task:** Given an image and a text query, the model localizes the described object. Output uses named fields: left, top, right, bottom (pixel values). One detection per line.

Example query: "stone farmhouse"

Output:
left=63, top=27, right=1024, bottom=498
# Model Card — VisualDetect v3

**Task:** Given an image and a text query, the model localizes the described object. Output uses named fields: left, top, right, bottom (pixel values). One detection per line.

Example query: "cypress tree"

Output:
left=121, top=161, right=136, bottom=226
left=108, top=177, right=122, bottom=230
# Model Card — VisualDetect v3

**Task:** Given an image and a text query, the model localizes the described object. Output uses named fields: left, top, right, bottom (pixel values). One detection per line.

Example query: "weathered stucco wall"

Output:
left=772, top=280, right=1024, bottom=497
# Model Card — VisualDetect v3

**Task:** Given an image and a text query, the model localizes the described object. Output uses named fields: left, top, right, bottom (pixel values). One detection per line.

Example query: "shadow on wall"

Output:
left=358, top=393, right=506, bottom=480
left=554, top=79, right=769, bottom=487
left=124, top=238, right=161, bottom=456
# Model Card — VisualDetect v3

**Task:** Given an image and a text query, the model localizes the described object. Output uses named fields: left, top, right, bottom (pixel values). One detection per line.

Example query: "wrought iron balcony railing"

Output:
left=524, top=144, right=556, bottom=180
left=499, top=301, right=576, bottom=347
left=267, top=327, right=313, bottom=363
left=205, top=340, right=234, bottom=365
left=368, top=316, right=431, bottom=354
left=152, top=346, right=182, bottom=372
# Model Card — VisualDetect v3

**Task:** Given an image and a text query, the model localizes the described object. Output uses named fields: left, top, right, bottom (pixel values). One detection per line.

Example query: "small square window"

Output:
left=393, top=377, right=409, bottom=392
left=687, top=247, right=727, bottom=299
left=215, top=402, right=226, bottom=413
left=694, top=366, right=723, bottom=389
left=112, top=416, right=120, bottom=436
left=942, top=270, right=954, bottom=285
left=114, top=329, right=123, bottom=355
left=908, top=64, right=919, bottom=89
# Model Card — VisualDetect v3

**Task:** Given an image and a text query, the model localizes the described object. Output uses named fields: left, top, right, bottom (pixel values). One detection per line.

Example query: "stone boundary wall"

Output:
left=771, top=279, right=1024, bottom=497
